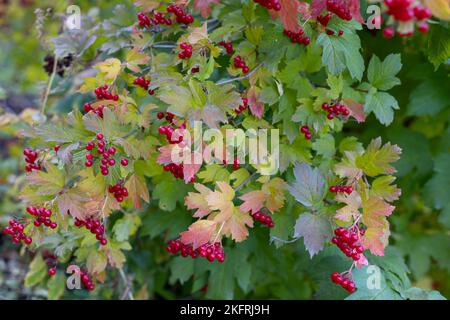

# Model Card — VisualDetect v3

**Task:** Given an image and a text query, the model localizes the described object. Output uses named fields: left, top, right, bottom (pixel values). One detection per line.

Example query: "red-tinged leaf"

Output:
left=247, top=86, right=265, bottom=118
left=194, top=0, right=220, bottom=18
left=343, top=98, right=366, bottom=123
left=239, top=190, right=266, bottom=213
left=362, top=225, right=390, bottom=256
left=362, top=195, right=395, bottom=228
left=206, top=181, right=235, bottom=221
left=185, top=183, right=213, bottom=218
left=346, top=0, right=364, bottom=23
left=134, top=0, right=160, bottom=12
left=180, top=220, right=217, bottom=249
left=262, top=177, right=286, bottom=212
left=270, top=0, right=301, bottom=32
left=334, top=191, right=362, bottom=222
left=222, top=207, right=254, bottom=242
left=57, top=189, right=88, bottom=219
left=311, top=0, right=326, bottom=17
left=157, top=144, right=177, bottom=165
left=125, top=174, right=150, bottom=209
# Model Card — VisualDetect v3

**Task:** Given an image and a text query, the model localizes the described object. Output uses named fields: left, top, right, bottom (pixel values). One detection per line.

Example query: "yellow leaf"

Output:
left=96, top=58, right=122, bottom=81
left=125, top=48, right=150, bottom=72
left=425, top=0, right=450, bottom=21
left=206, top=181, right=235, bottom=221
left=125, top=174, right=150, bottom=209
left=185, top=183, right=213, bottom=218
left=222, top=207, right=253, bottom=242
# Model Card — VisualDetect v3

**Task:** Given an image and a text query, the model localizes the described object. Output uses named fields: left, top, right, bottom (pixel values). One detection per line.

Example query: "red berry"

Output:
left=120, top=159, right=129, bottom=166
left=48, top=268, right=56, bottom=276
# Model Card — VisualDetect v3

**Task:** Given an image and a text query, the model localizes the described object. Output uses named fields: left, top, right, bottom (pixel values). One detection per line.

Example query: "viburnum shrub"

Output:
left=1, top=0, right=448, bottom=300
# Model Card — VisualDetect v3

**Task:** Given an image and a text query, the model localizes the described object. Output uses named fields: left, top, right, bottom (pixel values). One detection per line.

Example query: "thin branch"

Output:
left=234, top=171, right=258, bottom=193
left=151, top=43, right=177, bottom=49
left=217, top=64, right=262, bottom=85
left=270, top=236, right=300, bottom=244
left=118, top=268, right=134, bottom=300
left=141, top=33, right=157, bottom=52
left=41, top=54, right=58, bottom=115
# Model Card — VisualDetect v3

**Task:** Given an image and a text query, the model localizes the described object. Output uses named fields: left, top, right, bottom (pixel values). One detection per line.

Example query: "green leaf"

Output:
left=356, top=137, right=401, bottom=177
left=407, top=77, right=450, bottom=116
left=169, top=256, right=194, bottom=285
left=364, top=91, right=399, bottom=126
left=47, top=273, right=66, bottom=300
left=312, top=134, right=335, bottom=159
left=367, top=54, right=402, bottom=90
left=152, top=178, right=189, bottom=211
left=287, top=162, right=326, bottom=208
left=229, top=168, right=250, bottom=188
left=24, top=254, right=47, bottom=287
left=113, top=214, right=142, bottom=242
left=197, top=164, right=230, bottom=183
left=426, top=24, right=450, bottom=69
left=403, top=288, right=446, bottom=300
left=294, top=212, right=332, bottom=257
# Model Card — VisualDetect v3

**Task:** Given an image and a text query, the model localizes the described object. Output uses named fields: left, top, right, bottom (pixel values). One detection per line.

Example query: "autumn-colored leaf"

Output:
left=125, top=48, right=150, bottom=73
left=247, top=86, right=265, bottom=118
left=95, top=58, right=122, bottom=81
left=194, top=0, right=220, bottom=18
left=185, top=183, right=213, bottom=218
left=270, top=0, right=301, bottom=32
left=356, top=137, right=402, bottom=177
left=125, top=174, right=150, bottom=209
left=335, top=191, right=362, bottom=222
left=221, top=207, right=254, bottom=242
left=206, top=181, right=235, bottom=221
left=362, top=195, right=395, bottom=229
left=239, top=190, right=266, bottom=213
left=180, top=220, right=217, bottom=249
left=343, top=98, right=366, bottom=123
left=362, top=224, right=390, bottom=256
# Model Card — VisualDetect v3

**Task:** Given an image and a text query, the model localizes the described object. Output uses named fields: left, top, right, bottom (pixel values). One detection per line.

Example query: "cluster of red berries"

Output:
left=283, top=29, right=311, bottom=46
left=94, top=85, right=119, bottom=101
left=178, top=42, right=193, bottom=59
left=133, top=76, right=155, bottom=95
left=222, top=158, right=240, bottom=170
left=163, top=163, right=194, bottom=181
left=326, top=29, right=344, bottom=36
left=84, top=133, right=128, bottom=175
left=329, top=185, right=353, bottom=194
left=26, top=206, right=57, bottom=229
left=157, top=111, right=175, bottom=123
left=74, top=217, right=107, bottom=246
left=331, top=272, right=356, bottom=293
left=80, top=271, right=95, bottom=291
left=42, top=250, right=57, bottom=276
left=322, top=102, right=350, bottom=120
left=83, top=103, right=107, bottom=118
left=137, top=11, right=172, bottom=28
left=326, top=0, right=352, bottom=21
left=253, top=0, right=281, bottom=11
left=218, top=41, right=233, bottom=55
left=317, top=12, right=332, bottom=27
left=23, top=148, right=41, bottom=172
left=300, top=125, right=312, bottom=140
left=382, top=1, right=431, bottom=38
left=233, top=56, right=249, bottom=74
left=3, top=219, right=32, bottom=245
left=158, top=125, right=183, bottom=144
left=251, top=211, right=274, bottom=228
left=167, top=4, right=194, bottom=24
left=166, top=239, right=225, bottom=263
left=235, top=97, right=248, bottom=114
left=332, top=227, right=365, bottom=261
left=108, top=182, right=129, bottom=203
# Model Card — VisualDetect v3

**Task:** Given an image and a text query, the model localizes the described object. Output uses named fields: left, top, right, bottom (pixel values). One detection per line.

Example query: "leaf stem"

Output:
left=217, top=64, right=263, bottom=85
left=118, top=268, right=134, bottom=300
left=234, top=171, right=258, bottom=193
left=41, top=54, right=58, bottom=115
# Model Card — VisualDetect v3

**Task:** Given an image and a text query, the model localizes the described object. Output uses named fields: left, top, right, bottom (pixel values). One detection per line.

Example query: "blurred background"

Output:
left=0, top=0, right=449, bottom=299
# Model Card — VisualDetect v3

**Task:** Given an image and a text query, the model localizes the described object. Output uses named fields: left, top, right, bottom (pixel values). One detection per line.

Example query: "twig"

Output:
left=118, top=268, right=134, bottom=300
left=41, top=54, right=58, bottom=115
left=234, top=171, right=258, bottom=192
left=141, top=33, right=157, bottom=52
left=270, top=236, right=300, bottom=244
left=152, top=43, right=177, bottom=49
left=217, top=64, right=262, bottom=85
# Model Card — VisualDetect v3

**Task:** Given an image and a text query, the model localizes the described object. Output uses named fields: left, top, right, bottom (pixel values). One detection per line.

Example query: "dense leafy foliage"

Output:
left=0, top=0, right=449, bottom=300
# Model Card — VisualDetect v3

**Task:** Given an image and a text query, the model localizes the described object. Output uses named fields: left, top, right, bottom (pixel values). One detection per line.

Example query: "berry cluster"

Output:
left=326, top=29, right=344, bottom=36
left=251, top=211, right=274, bottom=228
left=23, top=148, right=41, bottom=172
left=157, top=111, right=175, bottom=123
left=84, top=133, right=129, bottom=175
left=331, top=227, right=365, bottom=261
left=222, top=158, right=240, bottom=170
left=74, top=217, right=108, bottom=246
left=233, top=55, right=249, bottom=74
left=317, top=12, right=332, bottom=27
left=163, top=163, right=193, bottom=181
left=42, top=250, right=57, bottom=276
left=167, top=4, right=194, bottom=24
left=80, top=271, right=95, bottom=291
left=137, top=11, right=172, bottom=28
left=322, top=102, right=350, bottom=120
left=253, top=0, right=281, bottom=11
left=383, top=1, right=432, bottom=38
left=326, top=0, right=352, bottom=21
left=83, top=103, right=107, bottom=118
left=133, top=76, right=156, bottom=95
left=331, top=272, right=356, bottom=293
left=166, top=239, right=225, bottom=263
left=283, top=29, right=311, bottom=46
left=158, top=125, right=183, bottom=144
left=43, top=54, right=73, bottom=77
left=108, top=182, right=129, bottom=203
left=178, top=42, right=193, bottom=59
left=218, top=41, right=233, bottom=55
left=26, top=206, right=57, bottom=229
left=300, top=125, right=312, bottom=140
left=329, top=185, right=353, bottom=194
left=235, top=97, right=248, bottom=114
left=94, top=85, right=119, bottom=101
left=3, top=219, right=32, bottom=245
